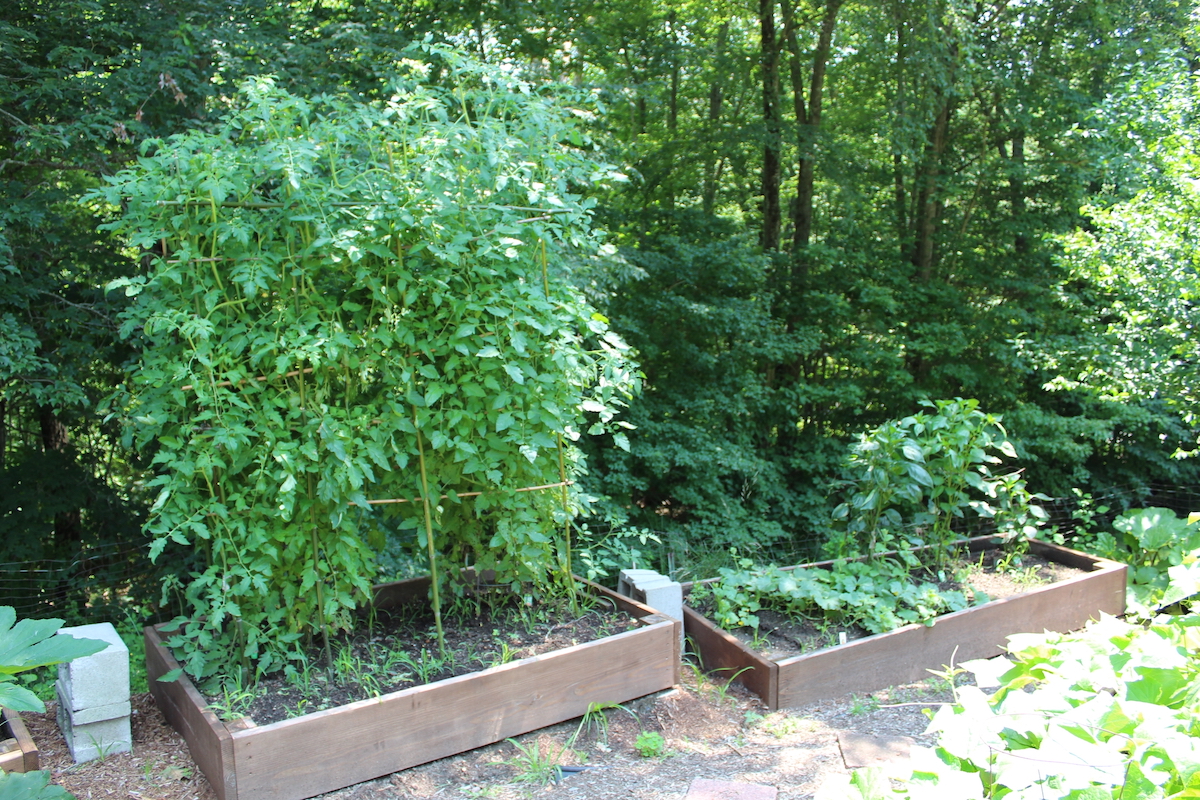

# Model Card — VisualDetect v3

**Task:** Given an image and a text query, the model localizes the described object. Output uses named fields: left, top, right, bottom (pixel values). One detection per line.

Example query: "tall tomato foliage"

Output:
left=93, top=53, right=637, bottom=680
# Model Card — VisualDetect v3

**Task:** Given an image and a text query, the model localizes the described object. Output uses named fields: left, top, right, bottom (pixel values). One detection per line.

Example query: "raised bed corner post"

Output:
left=413, top=409, right=445, bottom=655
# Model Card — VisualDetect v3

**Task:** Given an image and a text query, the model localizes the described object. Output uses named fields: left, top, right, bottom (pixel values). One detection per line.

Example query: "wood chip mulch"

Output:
left=21, top=693, right=216, bottom=800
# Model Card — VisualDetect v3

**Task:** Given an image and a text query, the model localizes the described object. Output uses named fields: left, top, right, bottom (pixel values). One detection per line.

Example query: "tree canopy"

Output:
left=3, top=0, right=1199, bottom=589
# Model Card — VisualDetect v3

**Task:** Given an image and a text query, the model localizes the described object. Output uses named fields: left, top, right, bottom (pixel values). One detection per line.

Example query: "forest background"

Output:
left=3, top=0, right=1200, bottom=614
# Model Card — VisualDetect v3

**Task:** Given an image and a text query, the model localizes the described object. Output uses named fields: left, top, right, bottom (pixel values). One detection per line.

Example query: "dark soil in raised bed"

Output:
left=691, top=550, right=1087, bottom=661
left=211, top=593, right=640, bottom=726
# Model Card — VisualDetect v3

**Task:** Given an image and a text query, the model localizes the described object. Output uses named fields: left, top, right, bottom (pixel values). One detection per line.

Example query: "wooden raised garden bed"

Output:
left=146, top=578, right=680, bottom=800
left=683, top=539, right=1126, bottom=710
left=0, top=707, right=38, bottom=773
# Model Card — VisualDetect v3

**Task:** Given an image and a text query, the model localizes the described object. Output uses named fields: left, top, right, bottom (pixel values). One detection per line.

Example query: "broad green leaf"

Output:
left=0, top=770, right=75, bottom=800
left=0, top=610, right=107, bottom=676
left=0, top=679, right=47, bottom=713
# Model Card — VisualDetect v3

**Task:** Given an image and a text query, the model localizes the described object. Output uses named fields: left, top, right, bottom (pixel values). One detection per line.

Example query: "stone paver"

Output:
left=685, top=777, right=778, bottom=800
left=835, top=730, right=914, bottom=769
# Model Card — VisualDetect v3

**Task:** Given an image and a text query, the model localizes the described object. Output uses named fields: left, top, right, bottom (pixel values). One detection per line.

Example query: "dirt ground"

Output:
left=21, top=664, right=966, bottom=800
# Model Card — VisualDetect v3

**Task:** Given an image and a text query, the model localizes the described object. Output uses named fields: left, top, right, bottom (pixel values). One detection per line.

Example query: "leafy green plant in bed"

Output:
left=827, top=399, right=1048, bottom=567
left=1081, top=506, right=1200, bottom=617
left=821, top=605, right=1200, bottom=800
left=689, top=556, right=975, bottom=638
left=90, top=45, right=638, bottom=685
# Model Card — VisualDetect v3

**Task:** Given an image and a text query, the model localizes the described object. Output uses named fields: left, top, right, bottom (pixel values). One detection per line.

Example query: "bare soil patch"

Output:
left=230, top=598, right=638, bottom=726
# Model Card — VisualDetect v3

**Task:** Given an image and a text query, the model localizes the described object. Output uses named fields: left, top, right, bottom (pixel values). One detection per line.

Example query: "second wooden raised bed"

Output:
left=146, top=578, right=680, bottom=800
left=0, top=707, right=38, bottom=773
left=684, top=539, right=1126, bottom=710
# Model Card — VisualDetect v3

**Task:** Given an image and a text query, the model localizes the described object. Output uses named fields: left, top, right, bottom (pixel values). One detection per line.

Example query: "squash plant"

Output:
left=1085, top=507, right=1200, bottom=617
left=823, top=609, right=1200, bottom=800
left=92, top=47, right=638, bottom=682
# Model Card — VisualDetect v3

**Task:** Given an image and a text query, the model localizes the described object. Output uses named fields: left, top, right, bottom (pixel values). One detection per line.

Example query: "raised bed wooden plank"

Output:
left=682, top=605, right=776, bottom=704
left=146, top=579, right=680, bottom=800
left=145, top=625, right=237, bottom=799
left=684, top=541, right=1126, bottom=710
left=0, top=707, right=38, bottom=773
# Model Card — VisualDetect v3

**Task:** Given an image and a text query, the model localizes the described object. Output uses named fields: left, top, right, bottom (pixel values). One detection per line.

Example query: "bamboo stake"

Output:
left=540, top=237, right=578, bottom=610
left=363, top=480, right=571, bottom=506
left=413, top=412, right=445, bottom=655
left=298, top=367, right=334, bottom=669
left=181, top=367, right=314, bottom=392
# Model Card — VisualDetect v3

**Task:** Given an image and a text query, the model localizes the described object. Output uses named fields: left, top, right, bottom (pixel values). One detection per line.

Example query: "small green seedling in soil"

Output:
left=748, top=711, right=807, bottom=738
left=504, top=737, right=575, bottom=785
left=848, top=693, right=881, bottom=716
left=577, top=700, right=634, bottom=746
left=706, top=665, right=753, bottom=703
left=634, top=731, right=667, bottom=758
left=925, top=646, right=966, bottom=701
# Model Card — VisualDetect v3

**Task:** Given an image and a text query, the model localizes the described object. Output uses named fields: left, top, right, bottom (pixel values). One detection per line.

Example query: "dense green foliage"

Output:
left=91, top=53, right=636, bottom=678
left=4, top=0, right=1200, bottom=621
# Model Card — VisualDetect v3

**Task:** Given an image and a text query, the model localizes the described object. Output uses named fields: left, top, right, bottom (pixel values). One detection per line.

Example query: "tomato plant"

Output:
left=92, top=47, right=638, bottom=681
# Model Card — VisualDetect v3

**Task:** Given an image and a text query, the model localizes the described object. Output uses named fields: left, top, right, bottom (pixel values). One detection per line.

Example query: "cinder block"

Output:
left=616, top=568, right=683, bottom=649
left=641, top=581, right=683, bottom=623
left=617, top=568, right=661, bottom=597
left=54, top=679, right=131, bottom=725
left=55, top=623, right=129, bottom=711
left=55, top=705, right=131, bottom=763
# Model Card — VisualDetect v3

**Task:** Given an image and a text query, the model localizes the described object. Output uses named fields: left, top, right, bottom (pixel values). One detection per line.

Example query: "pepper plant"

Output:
left=92, top=47, right=638, bottom=682
left=828, top=399, right=1048, bottom=566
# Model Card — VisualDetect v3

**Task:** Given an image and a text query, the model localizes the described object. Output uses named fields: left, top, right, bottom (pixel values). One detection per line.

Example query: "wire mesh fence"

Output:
left=588, top=482, right=1200, bottom=583
left=0, top=539, right=186, bottom=624
left=2, top=482, right=1198, bottom=619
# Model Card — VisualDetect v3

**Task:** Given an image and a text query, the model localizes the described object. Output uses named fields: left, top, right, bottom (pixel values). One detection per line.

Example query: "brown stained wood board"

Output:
left=146, top=626, right=238, bottom=800
left=144, top=577, right=680, bottom=800
left=684, top=541, right=1126, bottom=711
left=232, top=623, right=674, bottom=800
left=0, top=708, right=38, bottom=773
left=682, top=606, right=776, bottom=704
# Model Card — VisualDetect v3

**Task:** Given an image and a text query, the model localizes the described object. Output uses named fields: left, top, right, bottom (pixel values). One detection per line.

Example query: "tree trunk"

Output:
left=38, top=404, right=81, bottom=547
left=912, top=96, right=951, bottom=280
left=1011, top=129, right=1028, bottom=255
left=892, top=0, right=910, bottom=244
left=702, top=22, right=730, bottom=216
left=783, top=0, right=842, bottom=253
left=760, top=0, right=782, bottom=251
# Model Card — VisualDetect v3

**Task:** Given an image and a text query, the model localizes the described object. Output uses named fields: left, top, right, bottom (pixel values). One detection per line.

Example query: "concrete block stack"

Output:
left=54, top=623, right=132, bottom=763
